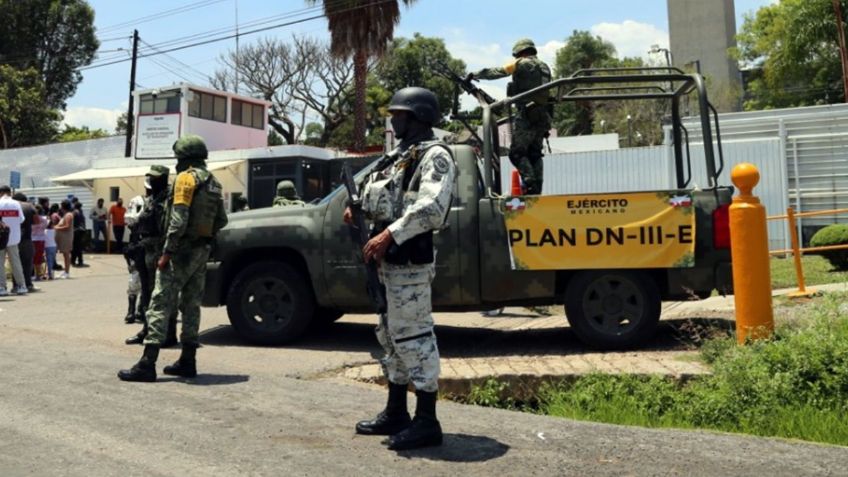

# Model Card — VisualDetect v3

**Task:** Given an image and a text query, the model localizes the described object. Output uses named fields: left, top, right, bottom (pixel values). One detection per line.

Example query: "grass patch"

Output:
left=771, top=255, right=848, bottom=289
left=461, top=293, right=848, bottom=446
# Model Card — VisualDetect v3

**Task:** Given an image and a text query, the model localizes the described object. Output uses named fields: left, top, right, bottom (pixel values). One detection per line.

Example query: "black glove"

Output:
left=465, top=72, right=475, bottom=82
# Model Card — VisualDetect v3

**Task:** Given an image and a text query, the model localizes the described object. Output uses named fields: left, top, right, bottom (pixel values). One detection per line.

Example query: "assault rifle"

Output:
left=341, top=161, right=387, bottom=314
left=431, top=60, right=497, bottom=116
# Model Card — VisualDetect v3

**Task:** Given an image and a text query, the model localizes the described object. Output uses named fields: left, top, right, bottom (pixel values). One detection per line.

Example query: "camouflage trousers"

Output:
left=376, top=262, right=440, bottom=393
left=509, top=105, right=551, bottom=195
left=143, top=244, right=210, bottom=346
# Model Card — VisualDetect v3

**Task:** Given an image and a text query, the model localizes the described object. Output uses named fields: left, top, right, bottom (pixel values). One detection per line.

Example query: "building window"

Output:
left=231, top=99, right=265, bottom=129
left=139, top=91, right=180, bottom=114
left=188, top=90, right=227, bottom=123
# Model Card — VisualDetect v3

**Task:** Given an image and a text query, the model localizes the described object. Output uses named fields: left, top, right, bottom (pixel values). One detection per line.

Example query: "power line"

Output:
left=139, top=39, right=209, bottom=83
left=80, top=0, right=395, bottom=73
left=97, top=0, right=229, bottom=34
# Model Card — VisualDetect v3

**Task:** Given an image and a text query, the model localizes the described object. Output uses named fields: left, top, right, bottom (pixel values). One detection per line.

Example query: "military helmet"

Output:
left=512, top=38, right=537, bottom=57
left=276, top=180, right=297, bottom=198
left=173, top=134, right=208, bottom=162
left=387, top=87, right=440, bottom=126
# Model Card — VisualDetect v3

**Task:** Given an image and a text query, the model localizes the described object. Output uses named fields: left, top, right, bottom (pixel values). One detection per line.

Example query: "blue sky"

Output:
left=66, top=0, right=774, bottom=131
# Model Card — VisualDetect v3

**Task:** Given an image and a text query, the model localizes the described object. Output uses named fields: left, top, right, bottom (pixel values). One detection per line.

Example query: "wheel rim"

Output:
left=581, top=274, right=644, bottom=336
left=240, top=275, right=295, bottom=332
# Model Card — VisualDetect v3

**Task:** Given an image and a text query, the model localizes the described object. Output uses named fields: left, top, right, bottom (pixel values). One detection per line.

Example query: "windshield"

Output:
left=318, top=156, right=383, bottom=205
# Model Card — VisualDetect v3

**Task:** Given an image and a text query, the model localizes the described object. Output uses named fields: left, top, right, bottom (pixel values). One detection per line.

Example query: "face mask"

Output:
left=391, top=113, right=409, bottom=139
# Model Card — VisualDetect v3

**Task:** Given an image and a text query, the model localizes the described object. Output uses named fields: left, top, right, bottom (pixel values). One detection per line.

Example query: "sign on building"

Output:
left=135, top=114, right=180, bottom=159
left=9, top=170, right=21, bottom=189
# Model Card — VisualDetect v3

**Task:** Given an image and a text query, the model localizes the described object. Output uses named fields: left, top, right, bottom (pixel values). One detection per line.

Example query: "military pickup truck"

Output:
left=202, top=66, right=733, bottom=349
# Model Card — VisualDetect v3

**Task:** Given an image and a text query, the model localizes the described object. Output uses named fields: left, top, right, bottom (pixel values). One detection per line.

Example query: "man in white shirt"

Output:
left=0, top=185, right=27, bottom=296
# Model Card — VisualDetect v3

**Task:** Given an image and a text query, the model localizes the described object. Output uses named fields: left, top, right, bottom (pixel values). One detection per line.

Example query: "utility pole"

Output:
left=234, top=0, right=239, bottom=94
left=834, top=0, right=848, bottom=102
left=124, top=29, right=139, bottom=158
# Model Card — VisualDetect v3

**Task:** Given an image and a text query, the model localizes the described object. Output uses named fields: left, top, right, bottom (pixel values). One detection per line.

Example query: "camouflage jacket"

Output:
left=362, top=140, right=456, bottom=247
left=272, top=197, right=306, bottom=208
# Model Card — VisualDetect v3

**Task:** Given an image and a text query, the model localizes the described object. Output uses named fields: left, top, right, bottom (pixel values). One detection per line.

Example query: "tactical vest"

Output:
left=185, top=167, right=223, bottom=239
left=508, top=56, right=552, bottom=107
left=136, top=192, right=167, bottom=241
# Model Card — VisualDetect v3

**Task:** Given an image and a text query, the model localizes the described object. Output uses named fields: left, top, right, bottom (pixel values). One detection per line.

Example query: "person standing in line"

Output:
left=72, top=201, right=88, bottom=267
left=119, top=135, right=228, bottom=382
left=90, top=198, right=108, bottom=252
left=346, top=87, right=456, bottom=450
left=0, top=185, right=27, bottom=296
left=13, top=193, right=40, bottom=292
left=53, top=200, right=75, bottom=279
left=44, top=213, right=57, bottom=280
left=109, top=198, right=127, bottom=252
left=31, top=204, right=47, bottom=281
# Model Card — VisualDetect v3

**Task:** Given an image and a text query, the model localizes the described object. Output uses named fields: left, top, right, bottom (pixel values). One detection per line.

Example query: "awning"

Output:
left=52, top=160, right=244, bottom=187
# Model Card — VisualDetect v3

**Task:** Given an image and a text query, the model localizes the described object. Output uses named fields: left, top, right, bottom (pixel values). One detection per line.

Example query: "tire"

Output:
left=564, top=270, right=661, bottom=350
left=226, top=261, right=315, bottom=345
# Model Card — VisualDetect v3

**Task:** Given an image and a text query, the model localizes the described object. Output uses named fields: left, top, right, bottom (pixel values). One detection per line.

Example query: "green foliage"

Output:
left=809, top=224, right=848, bottom=270
left=267, top=130, right=284, bottom=146
left=0, top=0, right=99, bottom=110
left=464, top=294, right=848, bottom=445
left=734, top=0, right=847, bottom=110
left=115, top=112, right=128, bottom=136
left=466, top=379, right=515, bottom=408
left=376, top=33, right=467, bottom=119
left=771, top=254, right=848, bottom=289
left=0, top=65, right=61, bottom=148
left=56, top=125, right=108, bottom=143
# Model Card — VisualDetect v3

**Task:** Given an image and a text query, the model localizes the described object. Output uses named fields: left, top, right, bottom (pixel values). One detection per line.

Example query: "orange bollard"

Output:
left=510, top=170, right=523, bottom=196
left=729, top=163, right=774, bottom=344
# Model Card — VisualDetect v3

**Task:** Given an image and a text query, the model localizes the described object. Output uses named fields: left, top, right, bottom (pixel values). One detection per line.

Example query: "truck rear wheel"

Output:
left=226, top=261, right=315, bottom=345
left=564, top=270, right=660, bottom=350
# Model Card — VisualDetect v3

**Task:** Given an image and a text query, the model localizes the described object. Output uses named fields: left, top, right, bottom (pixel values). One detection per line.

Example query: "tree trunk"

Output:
left=353, top=49, right=368, bottom=151
left=269, top=116, right=295, bottom=145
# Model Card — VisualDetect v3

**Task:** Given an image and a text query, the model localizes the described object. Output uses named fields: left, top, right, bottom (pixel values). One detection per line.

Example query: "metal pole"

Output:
left=234, top=0, right=240, bottom=94
left=792, top=137, right=803, bottom=245
left=124, top=30, right=139, bottom=158
left=787, top=207, right=809, bottom=296
left=627, top=114, right=632, bottom=147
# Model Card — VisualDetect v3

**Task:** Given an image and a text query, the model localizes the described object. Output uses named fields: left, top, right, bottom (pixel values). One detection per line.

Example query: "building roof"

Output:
left=51, top=160, right=244, bottom=187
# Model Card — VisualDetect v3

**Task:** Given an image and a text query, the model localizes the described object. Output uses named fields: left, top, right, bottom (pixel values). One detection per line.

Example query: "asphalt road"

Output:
left=1, top=256, right=846, bottom=476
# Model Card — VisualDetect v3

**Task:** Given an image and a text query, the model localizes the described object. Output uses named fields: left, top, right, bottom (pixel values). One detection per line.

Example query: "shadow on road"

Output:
left=158, top=374, right=250, bottom=386
left=394, top=434, right=509, bottom=461
left=199, top=316, right=734, bottom=357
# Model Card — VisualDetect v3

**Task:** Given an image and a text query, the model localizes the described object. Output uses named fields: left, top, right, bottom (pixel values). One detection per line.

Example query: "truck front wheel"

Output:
left=226, top=261, right=315, bottom=345
left=564, top=270, right=660, bottom=350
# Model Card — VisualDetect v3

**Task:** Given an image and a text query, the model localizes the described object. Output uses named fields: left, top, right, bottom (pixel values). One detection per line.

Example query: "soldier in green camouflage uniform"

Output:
left=124, top=165, right=178, bottom=347
left=119, top=135, right=228, bottom=382
left=272, top=180, right=305, bottom=208
left=471, top=38, right=551, bottom=195
left=346, top=87, right=456, bottom=451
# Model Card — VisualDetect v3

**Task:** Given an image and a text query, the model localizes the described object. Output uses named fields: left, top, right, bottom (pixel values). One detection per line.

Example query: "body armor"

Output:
left=184, top=168, right=223, bottom=239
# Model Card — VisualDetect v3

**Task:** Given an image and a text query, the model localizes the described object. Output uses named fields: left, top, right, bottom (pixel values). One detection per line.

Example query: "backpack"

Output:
left=0, top=217, right=9, bottom=250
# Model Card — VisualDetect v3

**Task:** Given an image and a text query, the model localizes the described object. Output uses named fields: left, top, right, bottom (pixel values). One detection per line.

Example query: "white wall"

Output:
left=0, top=136, right=125, bottom=188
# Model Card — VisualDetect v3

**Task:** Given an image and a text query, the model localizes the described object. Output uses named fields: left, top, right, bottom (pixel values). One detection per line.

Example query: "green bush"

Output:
left=461, top=293, right=848, bottom=445
left=809, top=224, right=848, bottom=270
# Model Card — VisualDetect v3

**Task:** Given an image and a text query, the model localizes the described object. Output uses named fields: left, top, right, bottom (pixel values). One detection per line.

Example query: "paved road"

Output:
left=1, top=256, right=846, bottom=476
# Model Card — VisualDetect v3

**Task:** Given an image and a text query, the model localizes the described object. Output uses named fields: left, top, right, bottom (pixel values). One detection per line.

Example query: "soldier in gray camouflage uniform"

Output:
left=118, top=135, right=228, bottom=382
left=345, top=87, right=456, bottom=451
left=272, top=180, right=306, bottom=208
left=471, top=38, right=551, bottom=195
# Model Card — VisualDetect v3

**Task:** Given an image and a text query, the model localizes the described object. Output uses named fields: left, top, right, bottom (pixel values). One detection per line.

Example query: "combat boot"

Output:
left=162, top=312, right=179, bottom=348
left=356, top=382, right=411, bottom=435
left=124, top=329, right=145, bottom=345
left=117, top=344, right=159, bottom=382
left=163, top=342, right=197, bottom=378
left=124, top=295, right=138, bottom=324
left=386, top=390, right=442, bottom=450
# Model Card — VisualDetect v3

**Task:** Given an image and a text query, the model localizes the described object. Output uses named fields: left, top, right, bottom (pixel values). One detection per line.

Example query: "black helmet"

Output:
left=387, top=87, right=440, bottom=126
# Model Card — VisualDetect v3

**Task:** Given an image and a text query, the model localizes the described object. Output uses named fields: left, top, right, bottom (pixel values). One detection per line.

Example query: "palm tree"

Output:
left=307, top=0, right=415, bottom=151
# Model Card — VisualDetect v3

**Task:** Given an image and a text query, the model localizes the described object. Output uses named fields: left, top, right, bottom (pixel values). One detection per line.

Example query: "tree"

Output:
left=268, top=130, right=284, bottom=146
left=376, top=33, right=466, bottom=119
left=0, top=0, right=99, bottom=110
left=212, top=36, right=357, bottom=146
left=307, top=0, right=416, bottom=151
left=56, top=125, right=108, bottom=143
left=115, top=112, right=128, bottom=135
left=0, top=65, right=61, bottom=148
left=734, top=0, right=848, bottom=109
left=553, top=31, right=618, bottom=136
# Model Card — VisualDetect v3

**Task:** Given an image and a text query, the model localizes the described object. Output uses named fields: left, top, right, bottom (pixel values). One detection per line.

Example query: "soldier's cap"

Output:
left=144, top=165, right=169, bottom=189
left=277, top=180, right=296, bottom=191
left=172, top=134, right=208, bottom=161
left=512, top=38, right=537, bottom=57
